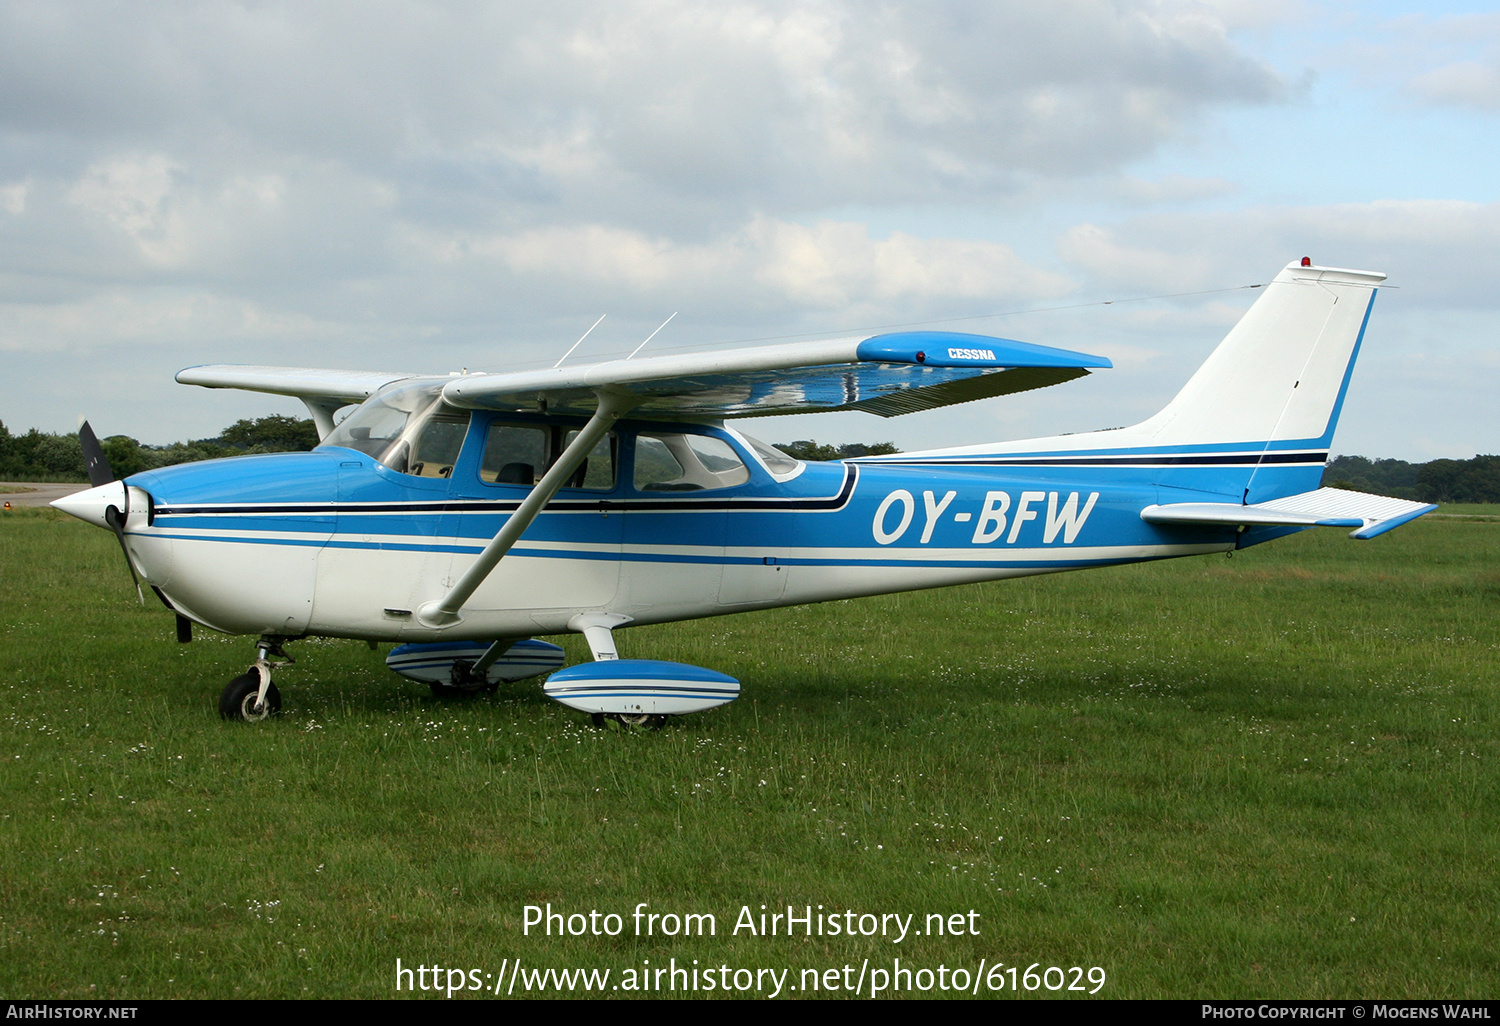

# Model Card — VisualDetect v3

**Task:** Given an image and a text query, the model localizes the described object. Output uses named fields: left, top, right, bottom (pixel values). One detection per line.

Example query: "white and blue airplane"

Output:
left=53, top=259, right=1435, bottom=725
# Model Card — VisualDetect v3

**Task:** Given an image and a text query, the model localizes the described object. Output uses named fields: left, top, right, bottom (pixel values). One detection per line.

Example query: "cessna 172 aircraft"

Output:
left=53, top=259, right=1434, bottom=724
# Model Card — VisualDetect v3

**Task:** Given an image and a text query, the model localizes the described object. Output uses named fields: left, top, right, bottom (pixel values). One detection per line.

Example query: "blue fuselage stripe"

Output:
left=128, top=441, right=1273, bottom=575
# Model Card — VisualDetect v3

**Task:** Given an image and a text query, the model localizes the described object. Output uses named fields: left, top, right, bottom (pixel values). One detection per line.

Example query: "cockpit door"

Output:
left=445, top=416, right=623, bottom=615
left=617, top=428, right=787, bottom=613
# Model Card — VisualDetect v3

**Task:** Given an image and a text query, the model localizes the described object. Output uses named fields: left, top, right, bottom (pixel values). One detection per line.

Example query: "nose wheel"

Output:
left=220, top=668, right=282, bottom=721
left=219, top=636, right=292, bottom=722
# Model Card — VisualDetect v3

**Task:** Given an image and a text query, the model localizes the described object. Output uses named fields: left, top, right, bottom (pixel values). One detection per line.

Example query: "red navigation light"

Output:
left=915, top=351, right=926, bottom=363
left=1301, top=257, right=1312, bottom=267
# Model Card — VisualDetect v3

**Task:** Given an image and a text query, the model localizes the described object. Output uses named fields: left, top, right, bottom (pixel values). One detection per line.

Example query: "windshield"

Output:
left=323, top=381, right=467, bottom=476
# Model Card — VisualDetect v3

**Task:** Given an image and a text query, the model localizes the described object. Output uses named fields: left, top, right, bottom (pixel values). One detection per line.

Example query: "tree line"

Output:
left=1322, top=454, right=1500, bottom=504
left=0, top=416, right=320, bottom=481
left=4, top=418, right=1496, bottom=503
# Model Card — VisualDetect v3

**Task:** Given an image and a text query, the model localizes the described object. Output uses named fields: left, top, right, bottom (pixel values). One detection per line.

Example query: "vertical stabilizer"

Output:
left=1129, top=261, right=1383, bottom=455
left=860, top=261, right=1386, bottom=505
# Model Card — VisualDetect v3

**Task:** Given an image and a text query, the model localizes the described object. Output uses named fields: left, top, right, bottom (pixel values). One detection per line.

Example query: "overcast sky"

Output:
left=2, top=0, right=1496, bottom=460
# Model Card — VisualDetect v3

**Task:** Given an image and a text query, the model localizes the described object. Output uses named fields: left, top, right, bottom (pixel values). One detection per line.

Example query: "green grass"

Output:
left=1435, top=503, right=1500, bottom=520
left=0, top=506, right=1496, bottom=999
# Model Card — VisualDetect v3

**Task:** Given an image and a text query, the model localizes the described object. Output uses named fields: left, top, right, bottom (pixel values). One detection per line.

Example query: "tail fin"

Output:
left=1130, top=261, right=1383, bottom=458
left=1133, top=260, right=1384, bottom=503
left=870, top=260, right=1385, bottom=505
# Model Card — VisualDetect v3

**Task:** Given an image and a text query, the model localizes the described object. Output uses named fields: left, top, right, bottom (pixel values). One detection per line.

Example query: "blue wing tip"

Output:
left=858, top=331, right=1111, bottom=369
left=1350, top=503, right=1439, bottom=540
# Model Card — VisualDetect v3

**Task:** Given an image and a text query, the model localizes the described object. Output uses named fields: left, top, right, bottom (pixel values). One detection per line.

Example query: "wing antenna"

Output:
left=553, top=314, right=607, bottom=369
left=627, top=312, right=676, bottom=360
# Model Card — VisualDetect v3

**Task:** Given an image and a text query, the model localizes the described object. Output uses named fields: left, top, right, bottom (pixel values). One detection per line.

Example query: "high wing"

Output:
left=177, top=330, right=1111, bottom=425
left=176, top=365, right=418, bottom=438
left=440, top=331, right=1110, bottom=419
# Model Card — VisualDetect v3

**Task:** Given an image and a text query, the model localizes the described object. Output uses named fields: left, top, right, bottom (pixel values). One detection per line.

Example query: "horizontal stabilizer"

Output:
left=1141, top=487, right=1436, bottom=540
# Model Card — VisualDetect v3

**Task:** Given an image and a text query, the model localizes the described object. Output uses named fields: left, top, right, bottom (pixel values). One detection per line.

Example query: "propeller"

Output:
left=60, top=424, right=192, bottom=641
left=78, top=420, right=115, bottom=489
left=78, top=421, right=144, bottom=605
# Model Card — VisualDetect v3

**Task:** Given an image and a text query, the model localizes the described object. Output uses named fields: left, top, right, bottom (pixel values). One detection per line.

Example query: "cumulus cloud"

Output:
left=0, top=2, right=1287, bottom=365
left=1409, top=60, right=1500, bottom=111
left=0, top=288, right=360, bottom=355
left=439, top=215, right=1073, bottom=313
left=0, top=1, right=1287, bottom=220
left=1111, top=174, right=1239, bottom=206
left=1333, top=11, right=1500, bottom=113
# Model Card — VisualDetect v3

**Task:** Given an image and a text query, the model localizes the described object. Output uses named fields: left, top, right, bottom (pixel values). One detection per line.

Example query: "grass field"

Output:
left=0, top=505, right=1495, bottom=999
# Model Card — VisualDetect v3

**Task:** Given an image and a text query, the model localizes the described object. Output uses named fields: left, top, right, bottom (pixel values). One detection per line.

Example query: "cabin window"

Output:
left=735, top=430, right=802, bottom=478
left=633, top=432, right=749, bottom=491
left=480, top=421, right=615, bottom=490
left=561, top=429, right=616, bottom=490
left=481, top=424, right=549, bottom=485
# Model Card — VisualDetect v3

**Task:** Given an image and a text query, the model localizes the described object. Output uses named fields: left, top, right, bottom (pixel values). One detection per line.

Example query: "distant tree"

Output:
left=777, top=440, right=841, bottom=462
left=1323, top=455, right=1420, bottom=500
left=214, top=415, right=319, bottom=453
left=102, top=435, right=148, bottom=479
left=142, top=441, right=239, bottom=469
left=1417, top=455, right=1500, bottom=504
left=0, top=417, right=319, bottom=483
left=0, top=427, right=44, bottom=479
left=775, top=440, right=901, bottom=461
left=31, top=433, right=85, bottom=477
left=1324, top=454, right=1500, bottom=504
left=836, top=441, right=902, bottom=458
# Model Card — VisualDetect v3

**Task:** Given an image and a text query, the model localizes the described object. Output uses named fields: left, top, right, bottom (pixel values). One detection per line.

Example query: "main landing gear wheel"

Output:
left=428, top=659, right=497, bottom=699
left=591, top=712, right=666, bottom=731
left=220, top=669, right=281, bottom=722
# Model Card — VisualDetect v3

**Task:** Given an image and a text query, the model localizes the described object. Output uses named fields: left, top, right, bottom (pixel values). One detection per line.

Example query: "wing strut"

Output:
left=300, top=397, right=346, bottom=441
left=416, top=389, right=638, bottom=629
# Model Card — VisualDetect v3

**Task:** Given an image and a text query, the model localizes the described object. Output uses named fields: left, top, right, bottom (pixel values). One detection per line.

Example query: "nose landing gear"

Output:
left=219, top=636, right=294, bottom=722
